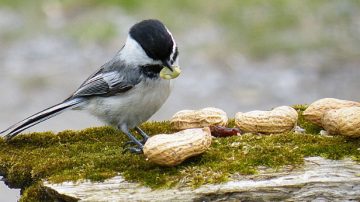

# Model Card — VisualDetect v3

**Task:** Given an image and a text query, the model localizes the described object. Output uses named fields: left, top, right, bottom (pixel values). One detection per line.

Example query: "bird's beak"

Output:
left=159, top=60, right=181, bottom=80
left=162, top=60, right=173, bottom=72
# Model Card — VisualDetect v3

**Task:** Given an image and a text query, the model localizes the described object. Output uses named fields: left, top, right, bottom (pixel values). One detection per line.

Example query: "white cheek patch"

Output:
left=166, top=28, right=178, bottom=64
left=119, top=36, right=162, bottom=67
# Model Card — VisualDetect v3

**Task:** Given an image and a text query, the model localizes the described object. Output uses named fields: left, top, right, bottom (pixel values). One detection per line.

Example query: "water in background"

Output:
left=0, top=1, right=360, bottom=200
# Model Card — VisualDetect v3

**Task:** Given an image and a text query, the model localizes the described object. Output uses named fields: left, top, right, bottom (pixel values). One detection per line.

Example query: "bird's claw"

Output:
left=119, top=126, right=147, bottom=155
left=124, top=138, right=147, bottom=146
left=122, top=146, right=143, bottom=154
left=122, top=140, right=143, bottom=154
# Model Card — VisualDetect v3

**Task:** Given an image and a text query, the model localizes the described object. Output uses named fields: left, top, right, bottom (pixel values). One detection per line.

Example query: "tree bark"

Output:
left=43, top=157, right=360, bottom=201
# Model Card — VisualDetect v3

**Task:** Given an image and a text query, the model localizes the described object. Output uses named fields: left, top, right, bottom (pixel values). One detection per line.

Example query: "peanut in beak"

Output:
left=160, top=66, right=181, bottom=80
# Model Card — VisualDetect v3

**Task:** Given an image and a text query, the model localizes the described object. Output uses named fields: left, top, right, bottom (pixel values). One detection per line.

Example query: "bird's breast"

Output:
left=86, top=78, right=172, bottom=128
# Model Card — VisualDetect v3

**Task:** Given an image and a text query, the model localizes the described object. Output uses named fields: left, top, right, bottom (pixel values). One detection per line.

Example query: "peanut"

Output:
left=170, top=107, right=228, bottom=130
left=235, top=106, right=298, bottom=134
left=303, top=98, right=360, bottom=126
left=143, top=127, right=212, bottom=166
left=322, top=107, right=360, bottom=138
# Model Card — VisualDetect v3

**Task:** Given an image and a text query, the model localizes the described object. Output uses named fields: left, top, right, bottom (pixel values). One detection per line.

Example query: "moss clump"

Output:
left=19, top=182, right=56, bottom=202
left=1, top=107, right=360, bottom=201
left=293, top=104, right=323, bottom=134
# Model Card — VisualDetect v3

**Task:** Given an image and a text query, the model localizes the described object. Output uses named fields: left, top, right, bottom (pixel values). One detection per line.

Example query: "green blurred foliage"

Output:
left=66, top=21, right=117, bottom=44
left=1, top=0, right=360, bottom=58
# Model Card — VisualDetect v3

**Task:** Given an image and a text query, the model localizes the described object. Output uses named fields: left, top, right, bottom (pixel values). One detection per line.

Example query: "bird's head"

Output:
left=120, top=19, right=180, bottom=79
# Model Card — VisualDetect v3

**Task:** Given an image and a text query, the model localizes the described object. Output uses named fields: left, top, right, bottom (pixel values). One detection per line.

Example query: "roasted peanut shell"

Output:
left=143, top=127, right=212, bottom=166
left=322, top=107, right=360, bottom=138
left=235, top=106, right=298, bottom=134
left=170, top=107, right=228, bottom=130
left=303, top=98, right=360, bottom=126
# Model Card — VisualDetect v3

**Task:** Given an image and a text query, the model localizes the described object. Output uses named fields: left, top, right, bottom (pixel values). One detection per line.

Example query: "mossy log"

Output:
left=43, top=157, right=360, bottom=201
left=1, top=105, right=360, bottom=201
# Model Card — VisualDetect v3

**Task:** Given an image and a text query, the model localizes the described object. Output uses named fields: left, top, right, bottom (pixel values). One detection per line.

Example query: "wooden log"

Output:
left=43, top=157, right=360, bottom=201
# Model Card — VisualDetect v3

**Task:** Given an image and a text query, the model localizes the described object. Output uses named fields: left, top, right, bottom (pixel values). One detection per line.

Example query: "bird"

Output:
left=0, top=19, right=180, bottom=154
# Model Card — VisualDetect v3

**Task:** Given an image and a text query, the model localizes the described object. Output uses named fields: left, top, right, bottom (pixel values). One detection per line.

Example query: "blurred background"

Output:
left=1, top=0, right=360, bottom=200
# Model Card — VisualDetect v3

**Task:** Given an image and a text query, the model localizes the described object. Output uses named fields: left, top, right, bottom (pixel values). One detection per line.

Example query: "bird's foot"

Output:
left=122, top=139, right=144, bottom=154
left=119, top=125, right=146, bottom=155
left=122, top=144, right=143, bottom=154
left=123, top=137, right=147, bottom=147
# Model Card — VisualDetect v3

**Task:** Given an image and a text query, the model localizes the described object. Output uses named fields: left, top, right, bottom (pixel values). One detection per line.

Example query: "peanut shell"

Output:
left=322, top=107, right=360, bottom=138
left=235, top=106, right=298, bottom=134
left=170, top=107, right=228, bottom=130
left=303, top=98, right=360, bottom=126
left=143, top=127, right=212, bottom=166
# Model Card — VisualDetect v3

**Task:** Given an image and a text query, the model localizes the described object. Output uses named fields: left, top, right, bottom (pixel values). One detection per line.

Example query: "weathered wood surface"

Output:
left=43, top=157, right=360, bottom=201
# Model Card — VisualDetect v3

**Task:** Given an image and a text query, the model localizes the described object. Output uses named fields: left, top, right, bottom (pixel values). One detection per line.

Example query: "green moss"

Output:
left=19, top=182, right=55, bottom=202
left=1, top=108, right=360, bottom=200
left=293, top=104, right=322, bottom=134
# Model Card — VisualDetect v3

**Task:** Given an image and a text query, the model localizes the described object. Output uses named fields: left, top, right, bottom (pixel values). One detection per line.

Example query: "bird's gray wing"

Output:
left=70, top=61, right=141, bottom=98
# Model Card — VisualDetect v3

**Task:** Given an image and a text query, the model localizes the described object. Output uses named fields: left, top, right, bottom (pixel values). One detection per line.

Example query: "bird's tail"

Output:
left=1, top=98, right=84, bottom=141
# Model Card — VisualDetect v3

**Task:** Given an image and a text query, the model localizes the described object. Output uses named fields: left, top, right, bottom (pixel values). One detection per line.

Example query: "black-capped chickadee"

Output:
left=1, top=19, right=180, bottom=153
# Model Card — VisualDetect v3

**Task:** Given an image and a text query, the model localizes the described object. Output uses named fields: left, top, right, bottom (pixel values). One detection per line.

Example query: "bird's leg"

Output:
left=119, top=124, right=143, bottom=154
left=122, top=127, right=149, bottom=148
left=135, top=126, right=149, bottom=144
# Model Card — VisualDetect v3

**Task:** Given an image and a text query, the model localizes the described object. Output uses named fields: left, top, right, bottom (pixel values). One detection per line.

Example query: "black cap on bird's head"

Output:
left=129, top=19, right=178, bottom=69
